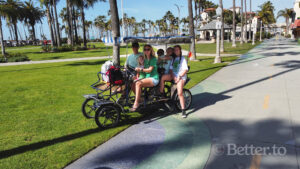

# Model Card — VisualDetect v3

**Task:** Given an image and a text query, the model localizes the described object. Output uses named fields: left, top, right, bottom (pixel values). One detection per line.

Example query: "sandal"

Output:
left=129, top=104, right=140, bottom=112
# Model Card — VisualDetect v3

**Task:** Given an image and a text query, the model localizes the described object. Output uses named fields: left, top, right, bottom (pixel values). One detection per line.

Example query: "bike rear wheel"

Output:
left=95, top=105, right=120, bottom=129
left=173, top=89, right=192, bottom=111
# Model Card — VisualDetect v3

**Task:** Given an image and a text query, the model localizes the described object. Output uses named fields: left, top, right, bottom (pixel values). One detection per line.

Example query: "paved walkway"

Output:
left=66, top=37, right=300, bottom=169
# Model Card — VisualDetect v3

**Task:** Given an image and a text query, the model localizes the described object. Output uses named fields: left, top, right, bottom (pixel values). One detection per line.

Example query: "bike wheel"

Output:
left=81, top=98, right=97, bottom=119
left=173, top=89, right=192, bottom=111
left=95, top=105, right=120, bottom=129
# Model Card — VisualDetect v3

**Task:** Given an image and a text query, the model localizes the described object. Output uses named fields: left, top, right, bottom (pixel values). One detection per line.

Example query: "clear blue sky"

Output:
left=2, top=0, right=296, bottom=40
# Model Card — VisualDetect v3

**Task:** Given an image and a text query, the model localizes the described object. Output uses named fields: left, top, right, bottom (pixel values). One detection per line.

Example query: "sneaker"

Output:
left=182, top=110, right=187, bottom=118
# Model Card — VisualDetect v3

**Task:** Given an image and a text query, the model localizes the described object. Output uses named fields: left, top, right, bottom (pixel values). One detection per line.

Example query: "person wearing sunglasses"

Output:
left=130, top=44, right=159, bottom=112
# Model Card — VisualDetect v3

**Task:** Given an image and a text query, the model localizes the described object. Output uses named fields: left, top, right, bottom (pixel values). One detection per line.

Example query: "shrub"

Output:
left=41, top=45, right=51, bottom=52
left=0, top=53, right=30, bottom=63
left=285, top=34, right=291, bottom=38
left=74, top=46, right=87, bottom=51
left=57, top=45, right=73, bottom=52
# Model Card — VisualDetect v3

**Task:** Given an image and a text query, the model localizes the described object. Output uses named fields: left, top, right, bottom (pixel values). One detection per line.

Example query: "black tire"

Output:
left=95, top=105, right=120, bottom=129
left=82, top=98, right=97, bottom=119
left=173, top=89, right=192, bottom=111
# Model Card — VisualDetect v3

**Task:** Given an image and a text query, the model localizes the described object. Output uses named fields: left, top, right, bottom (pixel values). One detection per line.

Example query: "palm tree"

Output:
left=277, top=8, right=294, bottom=36
left=244, top=0, right=248, bottom=42
left=220, top=0, right=224, bottom=52
left=66, top=0, right=73, bottom=46
left=23, top=0, right=44, bottom=43
left=258, top=1, right=275, bottom=28
left=72, top=0, right=105, bottom=48
left=232, top=0, right=236, bottom=47
left=5, top=0, right=23, bottom=46
left=0, top=1, right=8, bottom=58
left=40, top=0, right=55, bottom=47
left=188, top=0, right=196, bottom=60
left=52, top=0, right=61, bottom=46
left=108, top=0, right=120, bottom=66
left=240, top=0, right=244, bottom=44
left=94, top=15, right=106, bottom=39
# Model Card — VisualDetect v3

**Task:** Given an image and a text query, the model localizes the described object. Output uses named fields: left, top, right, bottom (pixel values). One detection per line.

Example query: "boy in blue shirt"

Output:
left=125, top=42, right=143, bottom=69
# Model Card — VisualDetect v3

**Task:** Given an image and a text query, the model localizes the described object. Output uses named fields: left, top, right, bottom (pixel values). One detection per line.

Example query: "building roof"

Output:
left=199, top=20, right=232, bottom=31
left=204, top=8, right=216, bottom=12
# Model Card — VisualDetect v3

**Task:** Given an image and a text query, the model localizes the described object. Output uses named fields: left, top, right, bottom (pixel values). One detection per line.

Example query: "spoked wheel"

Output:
left=173, top=89, right=192, bottom=111
left=95, top=105, right=120, bottom=129
left=82, top=98, right=97, bottom=119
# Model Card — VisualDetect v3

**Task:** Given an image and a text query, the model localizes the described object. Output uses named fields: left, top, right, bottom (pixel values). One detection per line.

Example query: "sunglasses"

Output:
left=144, top=48, right=151, bottom=51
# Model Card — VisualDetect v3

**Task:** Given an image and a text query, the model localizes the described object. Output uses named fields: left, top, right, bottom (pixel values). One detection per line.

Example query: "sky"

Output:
left=1, top=0, right=296, bottom=40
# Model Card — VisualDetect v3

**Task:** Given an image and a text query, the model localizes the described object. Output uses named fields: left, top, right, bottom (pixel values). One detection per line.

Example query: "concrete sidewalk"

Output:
left=66, top=37, right=300, bottom=169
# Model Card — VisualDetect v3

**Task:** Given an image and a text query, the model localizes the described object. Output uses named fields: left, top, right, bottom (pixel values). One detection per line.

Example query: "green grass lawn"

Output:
left=0, top=56, right=237, bottom=169
left=3, top=42, right=135, bottom=61
left=181, top=41, right=261, bottom=54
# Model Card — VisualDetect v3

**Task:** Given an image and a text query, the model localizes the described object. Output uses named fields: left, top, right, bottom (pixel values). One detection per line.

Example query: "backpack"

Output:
left=101, top=60, right=114, bottom=82
left=106, top=66, right=124, bottom=85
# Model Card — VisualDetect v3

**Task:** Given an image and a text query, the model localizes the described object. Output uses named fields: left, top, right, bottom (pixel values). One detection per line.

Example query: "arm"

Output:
left=139, top=66, right=153, bottom=73
left=179, top=57, right=188, bottom=77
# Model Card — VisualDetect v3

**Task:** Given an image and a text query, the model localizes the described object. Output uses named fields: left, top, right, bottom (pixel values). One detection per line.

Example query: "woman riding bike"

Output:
left=159, top=45, right=189, bottom=118
left=130, top=44, right=159, bottom=112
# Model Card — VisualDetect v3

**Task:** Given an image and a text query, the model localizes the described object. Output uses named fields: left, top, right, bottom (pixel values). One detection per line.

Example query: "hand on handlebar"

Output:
left=135, top=67, right=142, bottom=72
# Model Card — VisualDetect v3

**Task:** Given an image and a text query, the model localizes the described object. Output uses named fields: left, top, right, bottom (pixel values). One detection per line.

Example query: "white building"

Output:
left=294, top=0, right=300, bottom=19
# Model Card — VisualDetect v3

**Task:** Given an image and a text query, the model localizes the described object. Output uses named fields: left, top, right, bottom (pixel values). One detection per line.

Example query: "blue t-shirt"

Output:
left=125, top=52, right=143, bottom=68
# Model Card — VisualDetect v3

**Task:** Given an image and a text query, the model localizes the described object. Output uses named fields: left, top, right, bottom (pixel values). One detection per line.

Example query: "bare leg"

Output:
left=132, top=78, right=154, bottom=109
left=159, top=74, right=172, bottom=93
left=176, top=79, right=185, bottom=110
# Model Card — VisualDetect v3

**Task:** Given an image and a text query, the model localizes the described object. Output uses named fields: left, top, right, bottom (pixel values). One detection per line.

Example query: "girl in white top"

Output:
left=159, top=45, right=189, bottom=118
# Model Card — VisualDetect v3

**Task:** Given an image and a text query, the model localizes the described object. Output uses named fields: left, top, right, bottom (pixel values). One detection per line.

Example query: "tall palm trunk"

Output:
left=80, top=5, right=87, bottom=48
left=66, top=0, right=74, bottom=46
left=72, top=7, right=78, bottom=45
left=53, top=0, right=61, bottom=46
left=31, top=24, right=36, bottom=42
left=13, top=22, right=18, bottom=46
left=109, top=0, right=120, bottom=66
left=240, top=0, right=244, bottom=44
left=188, top=0, right=196, bottom=60
left=46, top=7, right=55, bottom=47
left=220, top=0, right=224, bottom=52
left=244, top=0, right=248, bottom=42
left=0, top=18, right=6, bottom=60
left=50, top=6, right=57, bottom=45
left=232, top=0, right=237, bottom=47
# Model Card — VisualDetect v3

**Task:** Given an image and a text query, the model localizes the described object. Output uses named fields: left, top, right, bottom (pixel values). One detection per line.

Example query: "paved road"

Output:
left=66, top=37, right=300, bottom=169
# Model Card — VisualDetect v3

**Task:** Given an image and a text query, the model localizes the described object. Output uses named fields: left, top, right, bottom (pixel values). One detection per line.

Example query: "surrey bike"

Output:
left=81, top=36, right=193, bottom=129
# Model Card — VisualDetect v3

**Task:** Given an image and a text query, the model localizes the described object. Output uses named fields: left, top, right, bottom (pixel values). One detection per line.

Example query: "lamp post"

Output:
left=215, top=7, right=222, bottom=64
left=174, top=4, right=182, bottom=35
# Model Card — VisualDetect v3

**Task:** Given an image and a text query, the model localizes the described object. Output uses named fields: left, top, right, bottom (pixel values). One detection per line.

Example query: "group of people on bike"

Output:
left=125, top=42, right=189, bottom=118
